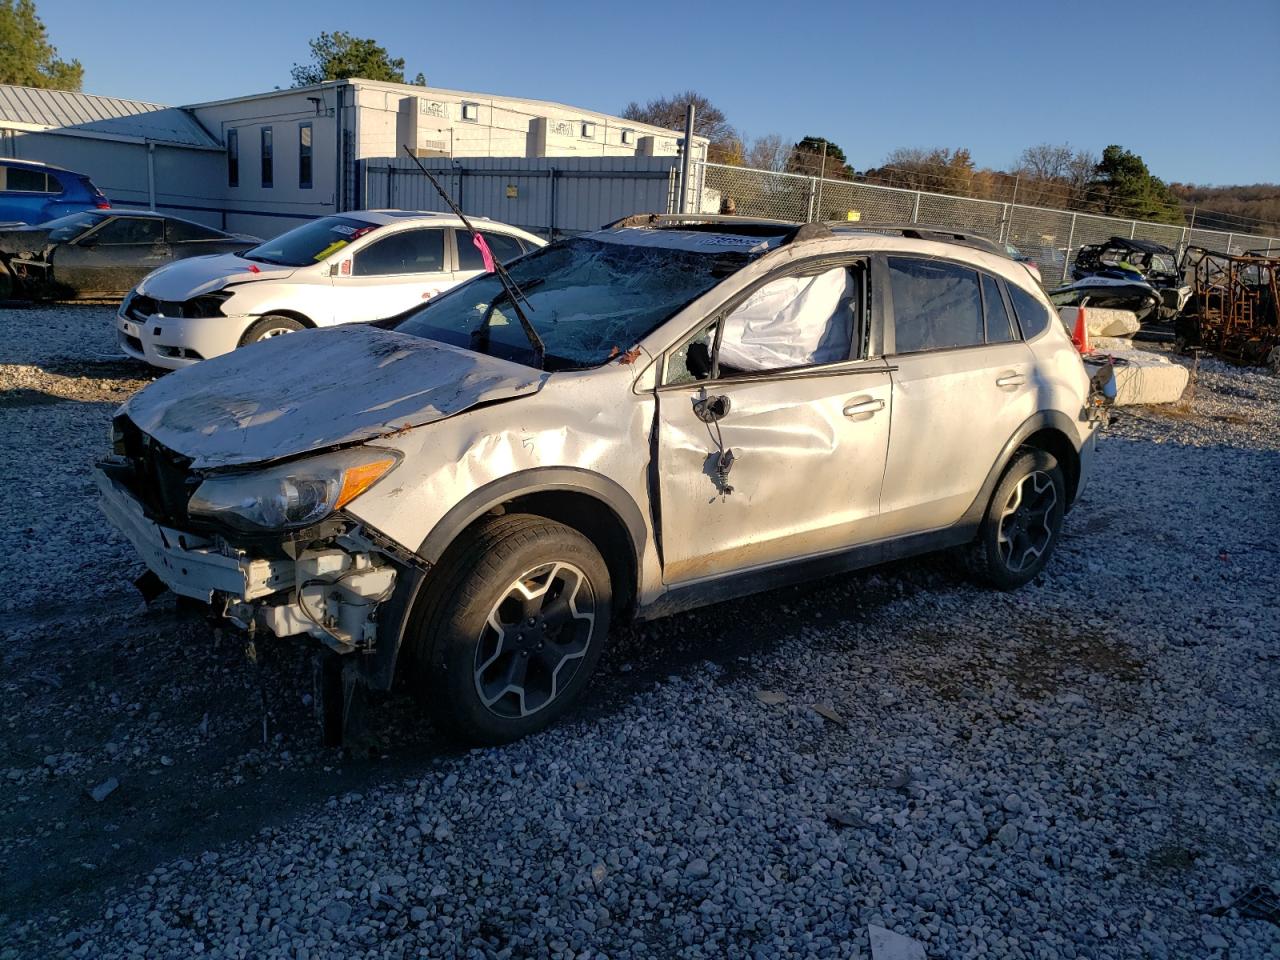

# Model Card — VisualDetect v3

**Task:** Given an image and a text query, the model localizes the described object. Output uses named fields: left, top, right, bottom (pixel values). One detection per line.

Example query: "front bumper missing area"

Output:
left=94, top=465, right=398, bottom=653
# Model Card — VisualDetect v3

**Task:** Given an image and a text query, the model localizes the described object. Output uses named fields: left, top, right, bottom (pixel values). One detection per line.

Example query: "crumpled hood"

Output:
left=0, top=225, right=53, bottom=256
left=137, top=252, right=296, bottom=299
left=121, top=325, right=548, bottom=469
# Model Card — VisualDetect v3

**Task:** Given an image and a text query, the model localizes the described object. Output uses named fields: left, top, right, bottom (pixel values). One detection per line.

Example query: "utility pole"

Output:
left=814, top=140, right=828, bottom=222
left=678, top=103, right=696, bottom=214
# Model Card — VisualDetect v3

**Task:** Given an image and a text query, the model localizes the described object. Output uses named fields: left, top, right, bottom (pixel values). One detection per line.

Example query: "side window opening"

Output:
left=92, top=217, right=163, bottom=245
left=664, top=262, right=864, bottom=384
left=982, top=273, right=1018, bottom=344
left=887, top=257, right=984, bottom=354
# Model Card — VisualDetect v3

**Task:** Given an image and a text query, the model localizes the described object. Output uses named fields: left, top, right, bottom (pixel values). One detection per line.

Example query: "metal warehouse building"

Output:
left=0, top=80, right=708, bottom=238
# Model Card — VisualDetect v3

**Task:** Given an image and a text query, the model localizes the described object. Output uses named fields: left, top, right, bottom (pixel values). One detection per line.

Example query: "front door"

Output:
left=55, top=216, right=170, bottom=296
left=656, top=260, right=893, bottom=585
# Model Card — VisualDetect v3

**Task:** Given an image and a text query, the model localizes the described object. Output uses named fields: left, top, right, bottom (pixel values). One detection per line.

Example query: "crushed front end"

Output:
left=95, top=416, right=425, bottom=684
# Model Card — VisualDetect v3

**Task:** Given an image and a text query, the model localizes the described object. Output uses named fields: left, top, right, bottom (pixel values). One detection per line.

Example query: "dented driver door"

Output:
left=656, top=363, right=892, bottom=585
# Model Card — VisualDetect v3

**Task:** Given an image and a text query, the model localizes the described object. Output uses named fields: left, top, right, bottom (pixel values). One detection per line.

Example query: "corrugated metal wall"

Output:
left=362, top=156, right=679, bottom=237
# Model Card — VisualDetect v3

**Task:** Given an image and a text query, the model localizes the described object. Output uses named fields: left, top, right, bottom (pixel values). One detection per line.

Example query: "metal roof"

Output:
left=0, top=84, right=220, bottom=149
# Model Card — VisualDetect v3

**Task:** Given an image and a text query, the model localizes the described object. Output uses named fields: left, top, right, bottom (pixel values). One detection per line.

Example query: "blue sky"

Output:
left=38, top=0, right=1280, bottom=185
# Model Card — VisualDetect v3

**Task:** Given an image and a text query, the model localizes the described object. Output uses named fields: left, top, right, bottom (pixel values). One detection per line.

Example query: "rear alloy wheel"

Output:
left=971, top=448, right=1066, bottom=589
left=408, top=514, right=611, bottom=745
left=239, top=314, right=306, bottom=347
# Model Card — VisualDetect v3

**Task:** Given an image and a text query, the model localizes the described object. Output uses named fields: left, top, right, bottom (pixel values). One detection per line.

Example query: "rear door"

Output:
left=328, top=226, right=450, bottom=323
left=51, top=215, right=170, bottom=296
left=877, top=255, right=1037, bottom=537
left=656, top=257, right=893, bottom=584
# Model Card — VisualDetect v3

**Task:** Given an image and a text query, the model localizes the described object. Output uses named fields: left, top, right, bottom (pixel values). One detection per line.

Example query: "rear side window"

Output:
left=887, top=257, right=984, bottom=353
left=353, top=228, right=445, bottom=276
left=455, top=230, right=525, bottom=270
left=1006, top=283, right=1055, bottom=340
left=982, top=274, right=1018, bottom=344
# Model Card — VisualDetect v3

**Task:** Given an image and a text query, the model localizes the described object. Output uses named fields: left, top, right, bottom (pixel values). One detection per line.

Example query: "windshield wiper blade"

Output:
left=402, top=145, right=545, bottom=368
left=471, top=278, right=546, bottom=354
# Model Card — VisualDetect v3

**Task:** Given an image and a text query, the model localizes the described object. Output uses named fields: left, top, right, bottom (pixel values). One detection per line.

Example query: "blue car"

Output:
left=0, top=158, right=110, bottom=225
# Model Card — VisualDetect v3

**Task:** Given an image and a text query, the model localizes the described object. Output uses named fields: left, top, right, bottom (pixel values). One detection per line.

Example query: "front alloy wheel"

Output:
left=408, top=513, right=612, bottom=744
left=474, top=561, right=596, bottom=719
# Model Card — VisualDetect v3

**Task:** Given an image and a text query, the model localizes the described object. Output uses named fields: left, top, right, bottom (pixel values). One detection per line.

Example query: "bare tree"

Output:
left=621, top=91, right=739, bottom=163
left=744, top=134, right=791, bottom=173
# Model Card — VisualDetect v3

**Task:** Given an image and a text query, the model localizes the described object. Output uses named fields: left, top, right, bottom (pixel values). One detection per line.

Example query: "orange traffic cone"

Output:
left=1071, top=305, right=1090, bottom=354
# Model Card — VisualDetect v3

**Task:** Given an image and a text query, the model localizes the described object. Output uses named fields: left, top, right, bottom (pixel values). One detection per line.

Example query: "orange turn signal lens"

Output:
left=334, top=457, right=397, bottom=509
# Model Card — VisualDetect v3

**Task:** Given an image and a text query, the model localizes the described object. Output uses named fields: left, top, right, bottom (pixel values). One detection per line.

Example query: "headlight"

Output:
left=187, top=447, right=400, bottom=531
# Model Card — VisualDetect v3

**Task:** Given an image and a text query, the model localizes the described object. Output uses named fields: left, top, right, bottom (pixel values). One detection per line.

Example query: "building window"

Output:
left=227, top=129, right=239, bottom=187
left=620, top=128, right=634, bottom=146
left=581, top=122, right=596, bottom=139
left=260, top=127, right=273, bottom=189
left=460, top=102, right=479, bottom=122
left=298, top=122, right=313, bottom=189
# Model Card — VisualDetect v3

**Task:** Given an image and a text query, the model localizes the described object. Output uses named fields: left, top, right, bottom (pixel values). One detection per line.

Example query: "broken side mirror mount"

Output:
left=692, top=394, right=731, bottom=423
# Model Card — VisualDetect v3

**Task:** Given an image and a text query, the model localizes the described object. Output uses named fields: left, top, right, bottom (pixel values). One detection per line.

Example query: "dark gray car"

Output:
left=0, top=211, right=258, bottom=300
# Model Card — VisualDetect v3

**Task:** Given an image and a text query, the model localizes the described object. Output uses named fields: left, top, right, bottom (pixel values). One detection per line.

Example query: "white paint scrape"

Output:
left=869, top=924, right=928, bottom=960
left=1085, top=348, right=1190, bottom=406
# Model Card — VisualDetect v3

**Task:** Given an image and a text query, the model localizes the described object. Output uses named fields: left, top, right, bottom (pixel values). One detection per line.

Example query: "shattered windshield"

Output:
left=395, top=235, right=758, bottom=369
left=239, top=216, right=379, bottom=266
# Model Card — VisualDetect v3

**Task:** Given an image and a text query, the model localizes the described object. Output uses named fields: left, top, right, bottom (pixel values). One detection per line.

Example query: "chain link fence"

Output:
left=693, top=162, right=1279, bottom=286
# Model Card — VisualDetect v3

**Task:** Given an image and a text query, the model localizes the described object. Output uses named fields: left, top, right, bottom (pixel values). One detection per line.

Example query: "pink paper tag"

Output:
left=472, top=233, right=496, bottom=273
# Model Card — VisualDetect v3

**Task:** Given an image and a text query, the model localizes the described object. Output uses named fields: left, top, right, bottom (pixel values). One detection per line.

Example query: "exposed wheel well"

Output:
left=463, top=491, right=639, bottom=619
left=1019, top=428, right=1080, bottom=506
left=259, top=309, right=315, bottom=328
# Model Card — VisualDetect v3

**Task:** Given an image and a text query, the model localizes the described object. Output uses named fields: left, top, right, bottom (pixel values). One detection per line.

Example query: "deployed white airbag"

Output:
left=718, top=267, right=853, bottom=372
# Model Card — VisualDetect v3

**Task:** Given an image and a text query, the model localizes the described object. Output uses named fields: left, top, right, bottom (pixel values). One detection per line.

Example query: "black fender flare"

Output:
left=417, top=466, right=648, bottom=566
left=358, top=468, right=648, bottom=692
left=959, top=409, right=1084, bottom=529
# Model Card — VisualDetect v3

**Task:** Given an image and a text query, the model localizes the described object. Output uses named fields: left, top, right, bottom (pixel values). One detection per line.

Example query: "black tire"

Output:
left=238, top=314, right=306, bottom=347
left=970, top=448, right=1066, bottom=590
left=406, top=513, right=612, bottom=745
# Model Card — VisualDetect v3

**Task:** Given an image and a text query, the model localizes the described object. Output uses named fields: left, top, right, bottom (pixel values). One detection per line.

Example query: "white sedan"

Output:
left=116, top=210, right=544, bottom=369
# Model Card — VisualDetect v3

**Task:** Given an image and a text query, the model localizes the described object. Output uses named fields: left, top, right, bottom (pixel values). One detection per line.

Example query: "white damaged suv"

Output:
left=96, top=215, right=1099, bottom=745
left=116, top=210, right=543, bottom=369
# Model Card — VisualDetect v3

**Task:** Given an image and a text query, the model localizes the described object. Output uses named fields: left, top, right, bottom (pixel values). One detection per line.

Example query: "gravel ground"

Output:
left=2, top=305, right=1277, bottom=959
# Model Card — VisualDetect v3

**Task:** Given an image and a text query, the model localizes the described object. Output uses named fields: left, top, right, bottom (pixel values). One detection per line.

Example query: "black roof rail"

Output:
left=830, top=221, right=1001, bottom=248
left=601, top=212, right=832, bottom=245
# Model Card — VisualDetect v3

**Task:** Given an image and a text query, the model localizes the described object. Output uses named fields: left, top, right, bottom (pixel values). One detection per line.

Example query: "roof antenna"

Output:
left=400, top=144, right=544, bottom=367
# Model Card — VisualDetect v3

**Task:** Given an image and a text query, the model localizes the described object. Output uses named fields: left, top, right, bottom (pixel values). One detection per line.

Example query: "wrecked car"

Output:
left=0, top=211, right=257, bottom=301
left=116, top=211, right=543, bottom=369
left=1052, top=236, right=1191, bottom=321
left=96, top=214, right=1099, bottom=745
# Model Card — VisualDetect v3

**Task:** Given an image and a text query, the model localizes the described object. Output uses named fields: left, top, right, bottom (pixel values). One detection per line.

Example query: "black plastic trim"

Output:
left=417, top=467, right=648, bottom=569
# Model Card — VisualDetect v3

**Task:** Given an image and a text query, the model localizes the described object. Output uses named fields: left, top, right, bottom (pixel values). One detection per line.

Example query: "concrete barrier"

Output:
left=1060, top=306, right=1142, bottom=339
left=1084, top=348, right=1189, bottom=406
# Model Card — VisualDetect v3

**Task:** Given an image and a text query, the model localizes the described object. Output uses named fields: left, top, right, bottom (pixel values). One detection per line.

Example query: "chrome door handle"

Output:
left=996, top=373, right=1026, bottom=388
left=843, top=397, right=885, bottom=418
